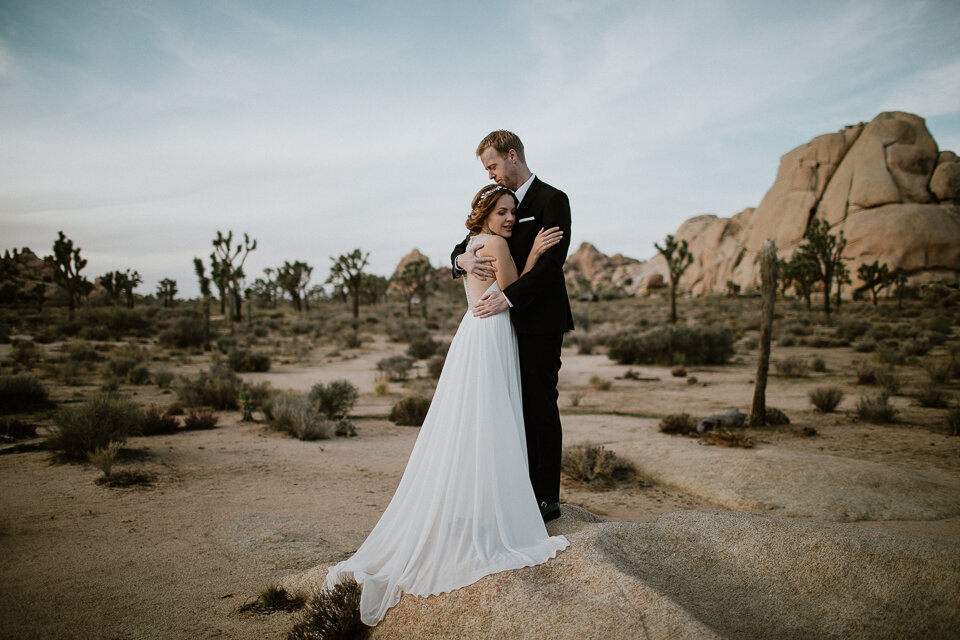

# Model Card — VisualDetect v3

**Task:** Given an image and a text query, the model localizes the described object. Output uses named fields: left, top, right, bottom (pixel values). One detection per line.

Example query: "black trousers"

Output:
left=517, top=331, right=564, bottom=506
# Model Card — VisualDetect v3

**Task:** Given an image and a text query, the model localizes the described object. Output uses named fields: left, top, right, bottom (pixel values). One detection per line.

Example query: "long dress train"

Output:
left=324, top=235, right=569, bottom=626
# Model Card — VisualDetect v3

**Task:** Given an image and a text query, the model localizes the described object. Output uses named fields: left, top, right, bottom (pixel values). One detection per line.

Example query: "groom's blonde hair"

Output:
left=476, top=130, right=526, bottom=164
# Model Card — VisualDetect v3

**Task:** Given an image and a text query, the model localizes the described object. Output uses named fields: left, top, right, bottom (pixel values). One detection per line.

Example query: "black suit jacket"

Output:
left=451, top=177, right=574, bottom=335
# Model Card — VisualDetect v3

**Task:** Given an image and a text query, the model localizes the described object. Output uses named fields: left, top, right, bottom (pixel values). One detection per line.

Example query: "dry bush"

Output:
left=140, top=404, right=180, bottom=435
left=287, top=579, right=368, bottom=640
left=87, top=441, right=122, bottom=477
left=406, top=337, right=439, bottom=360
left=373, top=377, right=389, bottom=396
left=658, top=413, right=697, bottom=435
left=309, top=380, right=358, bottom=420
left=810, top=356, right=827, bottom=372
left=763, top=407, right=791, bottom=426
left=265, top=394, right=331, bottom=440
left=923, top=359, right=953, bottom=385
left=227, top=347, right=271, bottom=372
left=377, top=356, right=414, bottom=382
left=607, top=325, right=734, bottom=366
left=0, top=373, right=52, bottom=414
left=948, top=402, right=960, bottom=437
left=176, top=365, right=242, bottom=410
left=1, top=417, right=37, bottom=442
left=809, top=387, right=844, bottom=413
left=240, top=584, right=305, bottom=614
left=700, top=430, right=753, bottom=448
left=49, top=394, right=142, bottom=461
left=154, top=369, right=175, bottom=389
left=389, top=395, right=431, bottom=427
left=426, top=354, right=446, bottom=379
left=855, top=360, right=878, bottom=385
left=775, top=356, right=808, bottom=378
left=561, top=442, right=636, bottom=489
left=183, top=408, right=218, bottom=431
left=670, top=365, right=687, bottom=377
left=874, top=366, right=902, bottom=395
left=568, top=391, right=585, bottom=407
left=856, top=394, right=897, bottom=423
left=914, top=386, right=949, bottom=409
left=588, top=375, right=612, bottom=391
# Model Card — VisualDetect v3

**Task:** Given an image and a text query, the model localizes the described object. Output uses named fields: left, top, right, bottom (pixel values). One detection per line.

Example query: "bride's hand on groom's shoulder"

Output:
left=531, top=227, right=563, bottom=258
left=459, top=245, right=497, bottom=280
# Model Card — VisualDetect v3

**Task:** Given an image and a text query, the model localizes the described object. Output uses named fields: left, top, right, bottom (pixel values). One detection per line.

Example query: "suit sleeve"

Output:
left=502, top=190, right=571, bottom=312
left=450, top=234, right=471, bottom=280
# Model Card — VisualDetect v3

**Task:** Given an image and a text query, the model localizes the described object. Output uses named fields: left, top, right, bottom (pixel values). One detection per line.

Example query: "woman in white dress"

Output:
left=324, top=184, right=570, bottom=626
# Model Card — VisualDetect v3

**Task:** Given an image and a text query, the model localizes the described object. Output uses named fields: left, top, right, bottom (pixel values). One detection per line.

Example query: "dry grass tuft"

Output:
left=856, top=394, right=897, bottom=423
left=239, top=583, right=305, bottom=615
left=700, top=430, right=753, bottom=448
left=287, top=579, right=369, bottom=640
left=658, top=413, right=697, bottom=435
left=588, top=375, right=612, bottom=391
left=561, top=442, right=637, bottom=489
left=809, top=387, right=844, bottom=413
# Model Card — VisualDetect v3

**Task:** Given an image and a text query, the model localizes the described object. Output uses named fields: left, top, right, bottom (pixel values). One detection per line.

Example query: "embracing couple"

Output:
left=325, top=130, right=575, bottom=626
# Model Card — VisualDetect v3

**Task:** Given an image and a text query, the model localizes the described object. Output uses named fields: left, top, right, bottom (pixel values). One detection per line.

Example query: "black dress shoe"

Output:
left=539, top=501, right=561, bottom=522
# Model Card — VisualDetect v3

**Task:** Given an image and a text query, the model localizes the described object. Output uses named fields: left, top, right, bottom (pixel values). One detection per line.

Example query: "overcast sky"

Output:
left=2, top=0, right=958, bottom=298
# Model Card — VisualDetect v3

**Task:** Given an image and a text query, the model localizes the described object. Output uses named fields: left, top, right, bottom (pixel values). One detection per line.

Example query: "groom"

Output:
left=451, top=130, right=574, bottom=522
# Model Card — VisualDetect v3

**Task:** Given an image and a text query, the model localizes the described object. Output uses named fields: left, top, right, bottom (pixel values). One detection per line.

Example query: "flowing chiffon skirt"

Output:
left=324, top=289, right=569, bottom=625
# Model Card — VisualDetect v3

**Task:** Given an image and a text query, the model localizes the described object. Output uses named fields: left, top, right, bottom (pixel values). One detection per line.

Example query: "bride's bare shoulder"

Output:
left=477, top=234, right=509, bottom=257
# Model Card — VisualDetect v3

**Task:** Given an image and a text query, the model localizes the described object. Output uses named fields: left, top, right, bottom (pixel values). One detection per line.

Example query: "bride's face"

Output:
left=483, top=193, right=517, bottom=238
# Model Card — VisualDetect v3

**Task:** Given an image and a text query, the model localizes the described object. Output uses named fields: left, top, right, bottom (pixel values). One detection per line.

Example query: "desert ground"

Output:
left=2, top=289, right=959, bottom=639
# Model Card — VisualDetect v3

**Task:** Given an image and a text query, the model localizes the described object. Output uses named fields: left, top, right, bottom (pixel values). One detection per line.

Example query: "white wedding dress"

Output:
left=324, top=235, right=569, bottom=626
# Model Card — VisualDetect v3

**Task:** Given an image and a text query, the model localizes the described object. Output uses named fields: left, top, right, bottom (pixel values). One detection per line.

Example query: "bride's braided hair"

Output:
left=465, top=184, right=518, bottom=234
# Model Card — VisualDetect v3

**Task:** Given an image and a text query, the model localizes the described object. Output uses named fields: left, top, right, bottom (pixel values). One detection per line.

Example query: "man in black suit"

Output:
left=451, top=130, right=574, bottom=522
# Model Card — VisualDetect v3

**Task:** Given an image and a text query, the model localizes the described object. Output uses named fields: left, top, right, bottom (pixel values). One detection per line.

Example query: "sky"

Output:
left=2, top=0, right=958, bottom=298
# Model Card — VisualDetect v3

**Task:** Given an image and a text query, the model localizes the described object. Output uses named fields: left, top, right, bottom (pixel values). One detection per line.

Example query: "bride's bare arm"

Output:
left=478, top=236, right=520, bottom=291
left=521, top=227, right=563, bottom=275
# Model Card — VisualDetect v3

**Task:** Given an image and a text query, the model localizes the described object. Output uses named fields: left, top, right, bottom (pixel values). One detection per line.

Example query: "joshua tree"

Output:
left=193, top=257, right=212, bottom=349
left=891, top=270, right=909, bottom=310
left=277, top=260, right=313, bottom=312
left=796, top=218, right=846, bottom=317
left=211, top=231, right=257, bottom=322
left=781, top=253, right=818, bottom=309
left=857, top=260, right=891, bottom=306
left=156, top=278, right=178, bottom=307
left=654, top=234, right=693, bottom=324
left=834, top=260, right=851, bottom=308
left=751, top=240, right=777, bottom=425
left=99, top=269, right=142, bottom=308
left=361, top=274, right=390, bottom=306
left=47, top=231, right=93, bottom=320
left=327, top=249, right=369, bottom=319
left=393, top=258, right=435, bottom=318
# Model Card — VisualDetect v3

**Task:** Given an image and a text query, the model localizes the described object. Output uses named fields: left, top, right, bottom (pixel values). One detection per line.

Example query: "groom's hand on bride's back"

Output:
left=473, top=290, right=510, bottom=318
left=457, top=244, right=497, bottom=280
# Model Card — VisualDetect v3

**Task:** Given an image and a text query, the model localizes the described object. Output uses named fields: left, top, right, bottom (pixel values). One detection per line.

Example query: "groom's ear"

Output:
left=507, top=149, right=518, bottom=163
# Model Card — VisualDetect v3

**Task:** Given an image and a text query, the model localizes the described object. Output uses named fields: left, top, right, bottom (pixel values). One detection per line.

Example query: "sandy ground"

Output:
left=2, top=337, right=959, bottom=639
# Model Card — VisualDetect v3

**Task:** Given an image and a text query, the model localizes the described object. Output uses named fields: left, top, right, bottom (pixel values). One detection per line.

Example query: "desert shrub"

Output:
left=855, top=361, right=878, bottom=385
left=670, top=366, right=687, bottom=378
left=183, top=408, right=218, bottom=430
left=426, top=354, right=446, bottom=379
left=0, top=323, right=10, bottom=344
left=243, top=380, right=276, bottom=411
left=79, top=324, right=111, bottom=341
left=158, top=313, right=206, bottom=349
left=948, top=402, right=960, bottom=437
left=901, top=337, right=931, bottom=357
left=856, top=394, right=897, bottom=423
left=853, top=337, right=877, bottom=353
left=176, top=365, right=242, bottom=410
left=406, top=337, right=439, bottom=360
left=373, top=377, right=389, bottom=396
left=560, top=442, right=636, bottom=488
left=809, top=387, right=844, bottom=413
left=0, top=373, right=52, bottom=414
left=64, top=340, right=101, bottom=363
left=835, top=319, right=869, bottom=342
left=740, top=336, right=759, bottom=351
left=1, top=417, right=37, bottom=442
left=875, top=344, right=906, bottom=365
left=227, top=347, right=271, bottom=372
left=154, top=369, right=175, bottom=389
left=240, top=584, right=304, bottom=614
left=659, top=413, right=697, bottom=435
left=775, top=356, right=808, bottom=378
left=807, top=335, right=842, bottom=348
left=589, top=375, right=612, bottom=391
left=377, top=356, right=414, bottom=381
left=874, top=366, right=902, bottom=395
left=810, top=357, right=827, bottom=372
left=87, top=441, right=122, bottom=477
left=287, top=579, right=367, bottom=640
left=777, top=334, right=797, bottom=347
left=388, top=322, right=429, bottom=343
left=341, top=331, right=363, bottom=349
left=575, top=332, right=608, bottom=355
left=924, top=359, right=954, bottom=385
left=49, top=394, right=143, bottom=460
left=389, top=395, right=431, bottom=426
left=607, top=326, right=734, bottom=366
left=216, top=335, right=238, bottom=354
left=914, top=386, right=949, bottom=409
left=128, top=363, right=152, bottom=385
left=265, top=394, right=331, bottom=440
left=764, top=407, right=791, bottom=425
left=11, top=339, right=41, bottom=366
left=335, top=418, right=357, bottom=437
left=140, top=404, right=180, bottom=435
left=309, top=380, right=359, bottom=420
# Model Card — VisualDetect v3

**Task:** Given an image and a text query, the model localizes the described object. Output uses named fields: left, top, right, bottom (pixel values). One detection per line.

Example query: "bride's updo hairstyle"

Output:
left=465, top=184, right=518, bottom=234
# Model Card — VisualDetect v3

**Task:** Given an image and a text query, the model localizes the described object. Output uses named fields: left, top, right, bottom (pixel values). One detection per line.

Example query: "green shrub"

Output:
left=128, top=363, right=151, bottom=385
left=158, top=313, right=206, bottom=349
left=775, top=356, right=808, bottom=378
left=176, top=365, right=242, bottom=410
left=902, top=337, right=931, bottom=356
left=835, top=319, right=869, bottom=342
left=560, top=442, right=636, bottom=489
left=183, top=408, right=218, bottom=430
left=406, top=337, right=439, bottom=360
left=140, top=404, right=180, bottom=435
left=809, top=387, right=844, bottom=413
left=227, top=348, right=271, bottom=372
left=856, top=394, right=897, bottom=423
left=265, top=394, right=331, bottom=440
left=875, top=344, right=906, bottom=365
left=242, top=380, right=276, bottom=411
left=658, top=413, right=697, bottom=435
left=388, top=322, right=429, bottom=343
left=389, top=395, right=431, bottom=426
left=378, top=355, right=414, bottom=381
left=77, top=307, right=152, bottom=340
left=670, top=366, right=687, bottom=377
left=309, top=380, right=358, bottom=420
left=0, top=373, right=52, bottom=414
left=335, top=418, right=357, bottom=437
left=607, top=326, right=734, bottom=366
left=49, top=394, right=143, bottom=460
left=64, top=340, right=101, bottom=363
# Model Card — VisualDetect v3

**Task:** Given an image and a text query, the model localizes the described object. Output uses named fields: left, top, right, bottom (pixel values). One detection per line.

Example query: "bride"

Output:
left=324, top=183, right=570, bottom=626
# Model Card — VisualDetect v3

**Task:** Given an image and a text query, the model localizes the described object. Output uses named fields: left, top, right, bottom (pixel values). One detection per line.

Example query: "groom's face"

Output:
left=479, top=147, right=521, bottom=191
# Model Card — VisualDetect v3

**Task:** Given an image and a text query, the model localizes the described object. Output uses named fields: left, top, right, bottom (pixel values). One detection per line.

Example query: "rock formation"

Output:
left=566, top=112, right=960, bottom=296
left=282, top=506, right=960, bottom=639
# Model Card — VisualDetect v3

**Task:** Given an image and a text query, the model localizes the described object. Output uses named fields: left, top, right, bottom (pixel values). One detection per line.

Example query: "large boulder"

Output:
left=282, top=507, right=960, bottom=639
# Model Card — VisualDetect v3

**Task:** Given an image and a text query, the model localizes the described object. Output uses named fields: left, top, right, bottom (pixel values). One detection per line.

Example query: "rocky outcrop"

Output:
left=581, top=112, right=960, bottom=295
left=282, top=506, right=960, bottom=639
